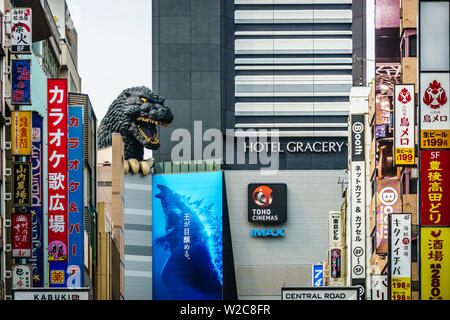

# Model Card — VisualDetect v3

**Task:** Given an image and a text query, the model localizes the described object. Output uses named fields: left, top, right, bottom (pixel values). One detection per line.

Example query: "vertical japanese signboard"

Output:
left=420, top=150, right=450, bottom=226
left=350, top=114, right=366, bottom=288
left=329, top=211, right=341, bottom=245
left=12, top=162, right=31, bottom=207
left=389, top=213, right=412, bottom=300
left=376, top=178, right=402, bottom=254
left=67, top=105, right=84, bottom=288
left=420, top=73, right=450, bottom=149
left=419, top=2, right=450, bottom=299
left=47, top=79, right=68, bottom=287
left=394, top=84, right=415, bottom=165
left=10, top=8, right=32, bottom=54
left=11, top=111, right=31, bottom=156
left=420, top=227, right=450, bottom=300
left=11, top=59, right=31, bottom=105
left=330, top=249, right=342, bottom=279
left=12, top=213, right=31, bottom=258
left=25, top=113, right=44, bottom=287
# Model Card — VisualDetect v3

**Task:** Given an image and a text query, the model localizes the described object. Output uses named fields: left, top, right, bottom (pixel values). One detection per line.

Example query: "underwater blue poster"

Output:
left=152, top=172, right=223, bottom=300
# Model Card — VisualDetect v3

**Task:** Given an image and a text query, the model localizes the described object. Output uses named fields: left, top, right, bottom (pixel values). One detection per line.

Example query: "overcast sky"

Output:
left=66, top=0, right=152, bottom=122
left=66, top=0, right=153, bottom=158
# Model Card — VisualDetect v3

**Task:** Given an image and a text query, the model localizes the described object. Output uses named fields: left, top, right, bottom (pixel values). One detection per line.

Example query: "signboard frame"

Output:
left=281, top=286, right=361, bottom=300
left=388, top=213, right=412, bottom=300
left=394, top=84, right=415, bottom=165
left=12, top=288, right=90, bottom=300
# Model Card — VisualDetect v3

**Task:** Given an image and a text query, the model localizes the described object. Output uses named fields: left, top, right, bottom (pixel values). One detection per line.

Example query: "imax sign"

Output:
left=250, top=229, right=285, bottom=238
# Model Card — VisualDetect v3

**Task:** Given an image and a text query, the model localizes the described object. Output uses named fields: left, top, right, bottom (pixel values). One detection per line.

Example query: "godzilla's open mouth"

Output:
left=135, top=116, right=170, bottom=146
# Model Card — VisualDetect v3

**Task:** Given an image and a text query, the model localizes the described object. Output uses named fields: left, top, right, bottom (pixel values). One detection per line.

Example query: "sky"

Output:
left=66, top=0, right=152, bottom=158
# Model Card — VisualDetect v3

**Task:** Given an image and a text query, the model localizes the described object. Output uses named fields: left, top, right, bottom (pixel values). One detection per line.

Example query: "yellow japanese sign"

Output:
left=421, top=130, right=450, bottom=149
left=391, top=278, right=411, bottom=300
left=11, top=111, right=31, bottom=155
left=395, top=148, right=415, bottom=165
left=421, top=227, right=450, bottom=300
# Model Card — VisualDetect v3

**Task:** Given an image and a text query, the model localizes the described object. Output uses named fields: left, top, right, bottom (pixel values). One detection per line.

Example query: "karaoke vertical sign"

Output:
left=47, top=79, right=68, bottom=287
left=68, top=105, right=84, bottom=288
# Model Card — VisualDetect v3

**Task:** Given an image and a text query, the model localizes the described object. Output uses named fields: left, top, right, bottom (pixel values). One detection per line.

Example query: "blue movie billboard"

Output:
left=153, top=172, right=223, bottom=300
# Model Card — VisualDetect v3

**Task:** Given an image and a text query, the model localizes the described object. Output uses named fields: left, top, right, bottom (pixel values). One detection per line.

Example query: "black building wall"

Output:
left=152, top=0, right=224, bottom=163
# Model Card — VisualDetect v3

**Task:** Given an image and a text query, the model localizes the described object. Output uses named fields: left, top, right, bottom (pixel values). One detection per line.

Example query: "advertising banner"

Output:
left=420, top=227, right=450, bottom=300
left=248, top=183, right=287, bottom=223
left=330, top=249, right=342, bottom=279
left=47, top=79, right=68, bottom=287
left=420, top=150, right=450, bottom=226
left=11, top=110, right=31, bottom=156
left=12, top=162, right=31, bottom=207
left=10, top=8, right=32, bottom=53
left=12, top=265, right=31, bottom=289
left=420, top=73, right=450, bottom=149
left=350, top=162, right=366, bottom=280
left=25, top=113, right=44, bottom=287
left=11, top=59, right=31, bottom=105
left=376, top=178, right=402, bottom=254
left=389, top=213, right=412, bottom=300
left=67, top=106, right=84, bottom=288
left=394, top=84, right=415, bottom=165
left=152, top=172, right=223, bottom=300
left=12, top=213, right=31, bottom=258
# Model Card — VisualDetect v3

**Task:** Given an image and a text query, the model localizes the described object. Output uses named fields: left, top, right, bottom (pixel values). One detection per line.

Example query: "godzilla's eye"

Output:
left=141, top=97, right=147, bottom=103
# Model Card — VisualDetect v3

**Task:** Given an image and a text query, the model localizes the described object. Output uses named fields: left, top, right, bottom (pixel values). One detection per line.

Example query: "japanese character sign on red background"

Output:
left=47, top=79, right=68, bottom=264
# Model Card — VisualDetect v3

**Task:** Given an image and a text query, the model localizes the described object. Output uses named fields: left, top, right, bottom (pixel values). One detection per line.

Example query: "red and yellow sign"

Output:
left=421, top=130, right=450, bottom=149
left=420, top=150, right=450, bottom=226
left=421, top=227, right=450, bottom=300
left=11, top=111, right=31, bottom=155
left=395, top=148, right=415, bottom=165
left=391, top=278, right=411, bottom=300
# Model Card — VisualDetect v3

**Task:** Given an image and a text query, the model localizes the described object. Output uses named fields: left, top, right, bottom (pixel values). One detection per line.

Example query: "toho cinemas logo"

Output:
left=248, top=184, right=287, bottom=238
left=248, top=184, right=287, bottom=224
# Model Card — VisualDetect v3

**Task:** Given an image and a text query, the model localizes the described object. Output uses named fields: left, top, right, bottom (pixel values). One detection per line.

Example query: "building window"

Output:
left=409, top=34, right=417, bottom=57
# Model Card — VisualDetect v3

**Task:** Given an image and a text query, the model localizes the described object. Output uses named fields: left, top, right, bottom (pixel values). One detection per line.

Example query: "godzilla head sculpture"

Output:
left=97, top=86, right=173, bottom=161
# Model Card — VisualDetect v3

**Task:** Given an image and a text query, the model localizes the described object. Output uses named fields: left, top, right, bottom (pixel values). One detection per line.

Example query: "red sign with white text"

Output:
left=47, top=79, right=68, bottom=262
left=12, top=213, right=31, bottom=258
left=421, top=150, right=450, bottom=226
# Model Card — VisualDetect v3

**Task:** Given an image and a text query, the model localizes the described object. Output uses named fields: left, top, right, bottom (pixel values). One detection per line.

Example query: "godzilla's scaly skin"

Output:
left=97, top=86, right=173, bottom=161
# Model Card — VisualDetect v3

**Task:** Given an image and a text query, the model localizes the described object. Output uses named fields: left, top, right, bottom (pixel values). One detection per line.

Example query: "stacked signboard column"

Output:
left=418, top=0, right=450, bottom=300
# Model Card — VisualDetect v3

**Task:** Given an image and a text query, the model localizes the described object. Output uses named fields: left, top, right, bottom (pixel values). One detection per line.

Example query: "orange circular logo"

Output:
left=252, top=186, right=273, bottom=207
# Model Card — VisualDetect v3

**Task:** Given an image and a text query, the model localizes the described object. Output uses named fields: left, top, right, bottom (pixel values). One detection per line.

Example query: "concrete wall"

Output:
left=124, top=173, right=152, bottom=300
left=224, top=170, right=346, bottom=299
